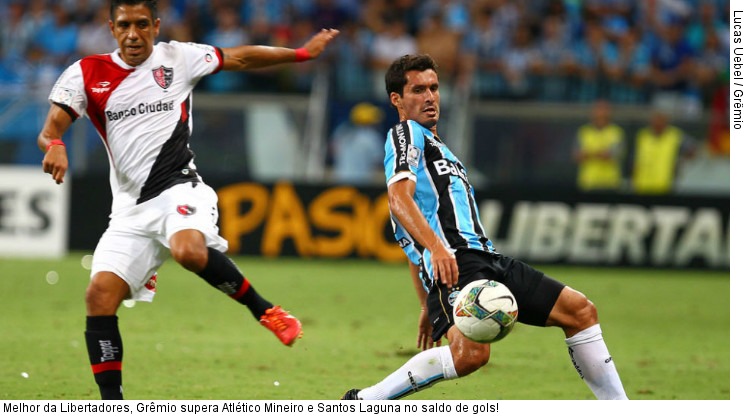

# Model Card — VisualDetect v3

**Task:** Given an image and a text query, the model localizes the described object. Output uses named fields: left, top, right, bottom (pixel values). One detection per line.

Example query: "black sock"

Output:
left=197, top=247, right=272, bottom=320
left=84, top=315, right=123, bottom=400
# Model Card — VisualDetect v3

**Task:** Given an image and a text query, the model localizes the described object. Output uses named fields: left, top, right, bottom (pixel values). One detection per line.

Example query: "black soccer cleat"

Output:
left=341, top=389, right=360, bottom=400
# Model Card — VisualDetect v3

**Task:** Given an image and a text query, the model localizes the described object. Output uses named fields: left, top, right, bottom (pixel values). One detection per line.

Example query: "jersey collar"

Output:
left=110, top=45, right=157, bottom=70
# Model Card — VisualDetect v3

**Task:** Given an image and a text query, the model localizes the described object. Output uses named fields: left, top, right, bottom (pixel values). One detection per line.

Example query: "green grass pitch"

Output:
left=0, top=253, right=729, bottom=400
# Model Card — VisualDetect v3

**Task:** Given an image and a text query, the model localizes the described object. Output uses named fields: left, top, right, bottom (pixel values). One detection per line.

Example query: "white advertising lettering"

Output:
left=482, top=200, right=728, bottom=268
left=433, top=159, right=468, bottom=181
left=396, top=124, right=407, bottom=166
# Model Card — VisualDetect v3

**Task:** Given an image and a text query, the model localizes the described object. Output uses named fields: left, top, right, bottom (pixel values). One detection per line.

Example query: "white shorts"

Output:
left=91, top=182, right=228, bottom=302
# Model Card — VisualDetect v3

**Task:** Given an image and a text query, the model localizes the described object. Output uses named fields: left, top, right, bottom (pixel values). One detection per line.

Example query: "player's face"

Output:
left=392, top=69, right=440, bottom=129
left=109, top=4, right=160, bottom=67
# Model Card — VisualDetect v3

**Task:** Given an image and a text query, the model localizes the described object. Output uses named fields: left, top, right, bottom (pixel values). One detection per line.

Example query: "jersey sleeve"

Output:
left=384, top=121, right=424, bottom=186
left=391, top=215, right=422, bottom=265
left=174, top=41, right=224, bottom=82
left=48, top=61, right=87, bottom=120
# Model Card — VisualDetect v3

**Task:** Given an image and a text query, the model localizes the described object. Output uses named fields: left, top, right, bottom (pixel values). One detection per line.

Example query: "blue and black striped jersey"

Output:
left=384, top=120, right=496, bottom=290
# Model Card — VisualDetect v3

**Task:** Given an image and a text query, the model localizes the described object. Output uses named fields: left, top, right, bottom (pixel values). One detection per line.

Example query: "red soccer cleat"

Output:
left=260, top=306, right=303, bottom=346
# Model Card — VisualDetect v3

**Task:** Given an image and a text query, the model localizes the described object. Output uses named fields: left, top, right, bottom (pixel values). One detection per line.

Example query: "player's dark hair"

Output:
left=110, top=0, right=158, bottom=21
left=385, top=54, right=439, bottom=97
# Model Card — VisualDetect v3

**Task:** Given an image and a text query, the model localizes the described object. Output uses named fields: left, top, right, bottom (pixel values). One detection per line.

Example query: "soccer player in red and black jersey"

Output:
left=38, top=0, right=338, bottom=400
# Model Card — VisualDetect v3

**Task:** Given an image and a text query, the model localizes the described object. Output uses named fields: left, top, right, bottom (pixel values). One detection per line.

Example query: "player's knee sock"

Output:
left=84, top=315, right=124, bottom=400
left=197, top=247, right=272, bottom=320
left=357, top=346, right=458, bottom=400
left=565, top=324, right=628, bottom=400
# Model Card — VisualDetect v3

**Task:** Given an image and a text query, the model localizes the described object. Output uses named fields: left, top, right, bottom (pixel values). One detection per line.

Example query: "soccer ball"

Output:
left=453, top=279, right=518, bottom=343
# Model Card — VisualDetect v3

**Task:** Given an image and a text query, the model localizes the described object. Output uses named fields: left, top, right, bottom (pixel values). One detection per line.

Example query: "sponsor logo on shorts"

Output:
left=176, top=205, right=196, bottom=216
left=447, top=290, right=460, bottom=306
left=145, top=273, right=157, bottom=292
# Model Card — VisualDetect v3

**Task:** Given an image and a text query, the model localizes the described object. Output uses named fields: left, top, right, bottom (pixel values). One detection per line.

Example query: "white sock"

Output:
left=357, top=346, right=458, bottom=400
left=565, top=324, right=628, bottom=400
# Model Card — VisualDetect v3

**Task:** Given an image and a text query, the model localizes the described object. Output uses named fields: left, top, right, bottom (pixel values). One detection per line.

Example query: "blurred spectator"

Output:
left=416, top=11, right=461, bottom=98
left=1, top=2, right=35, bottom=62
left=567, top=19, right=618, bottom=101
left=24, top=0, right=54, bottom=34
left=247, top=15, right=287, bottom=46
left=693, top=29, right=728, bottom=103
left=533, top=15, right=574, bottom=101
left=490, top=0, right=522, bottom=41
left=76, top=3, right=118, bottom=56
left=0, top=2, right=34, bottom=88
left=685, top=0, right=728, bottom=53
left=62, top=0, right=98, bottom=24
left=649, top=20, right=698, bottom=113
left=459, top=5, right=505, bottom=98
left=333, top=0, right=364, bottom=20
left=608, top=28, right=651, bottom=103
left=241, top=0, right=289, bottom=28
left=28, top=3, right=79, bottom=90
left=306, top=0, right=349, bottom=31
left=363, top=0, right=420, bottom=36
left=582, top=0, right=637, bottom=43
left=29, top=4, right=78, bottom=66
left=499, top=21, right=542, bottom=99
left=419, top=0, right=470, bottom=34
left=369, top=14, right=417, bottom=101
left=279, top=17, right=317, bottom=92
left=333, top=19, right=374, bottom=102
left=639, top=0, right=692, bottom=29
left=631, top=108, right=697, bottom=194
left=157, top=0, right=193, bottom=41
left=573, top=100, right=626, bottom=191
left=329, top=102, right=385, bottom=185
left=203, top=5, right=249, bottom=92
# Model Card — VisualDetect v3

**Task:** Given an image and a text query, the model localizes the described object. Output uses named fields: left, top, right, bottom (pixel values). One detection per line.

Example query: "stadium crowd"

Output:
left=0, top=0, right=731, bottom=109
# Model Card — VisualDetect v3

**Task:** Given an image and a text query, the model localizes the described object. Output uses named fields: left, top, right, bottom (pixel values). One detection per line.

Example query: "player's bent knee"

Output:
left=452, top=344, right=489, bottom=377
left=448, top=332, right=490, bottom=377
left=548, top=287, right=599, bottom=334
left=170, top=244, right=207, bottom=272
left=578, top=297, right=598, bottom=325
left=85, top=275, right=128, bottom=316
left=564, top=288, right=598, bottom=332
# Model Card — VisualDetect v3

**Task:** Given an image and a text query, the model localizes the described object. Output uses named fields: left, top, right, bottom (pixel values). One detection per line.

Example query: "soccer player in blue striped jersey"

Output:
left=342, top=54, right=627, bottom=400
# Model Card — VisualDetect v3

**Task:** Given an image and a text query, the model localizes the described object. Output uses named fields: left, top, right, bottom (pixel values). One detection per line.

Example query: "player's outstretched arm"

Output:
left=221, top=28, right=339, bottom=71
left=388, top=179, right=458, bottom=288
left=38, top=105, right=72, bottom=185
left=409, top=261, right=440, bottom=351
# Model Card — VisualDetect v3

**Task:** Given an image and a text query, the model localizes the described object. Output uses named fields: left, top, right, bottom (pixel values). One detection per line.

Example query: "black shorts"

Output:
left=427, top=249, right=565, bottom=342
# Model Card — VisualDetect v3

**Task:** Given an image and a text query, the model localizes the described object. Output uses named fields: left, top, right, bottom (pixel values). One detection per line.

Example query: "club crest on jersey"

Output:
left=406, top=144, right=420, bottom=167
left=152, top=65, right=174, bottom=89
left=176, top=204, right=196, bottom=216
